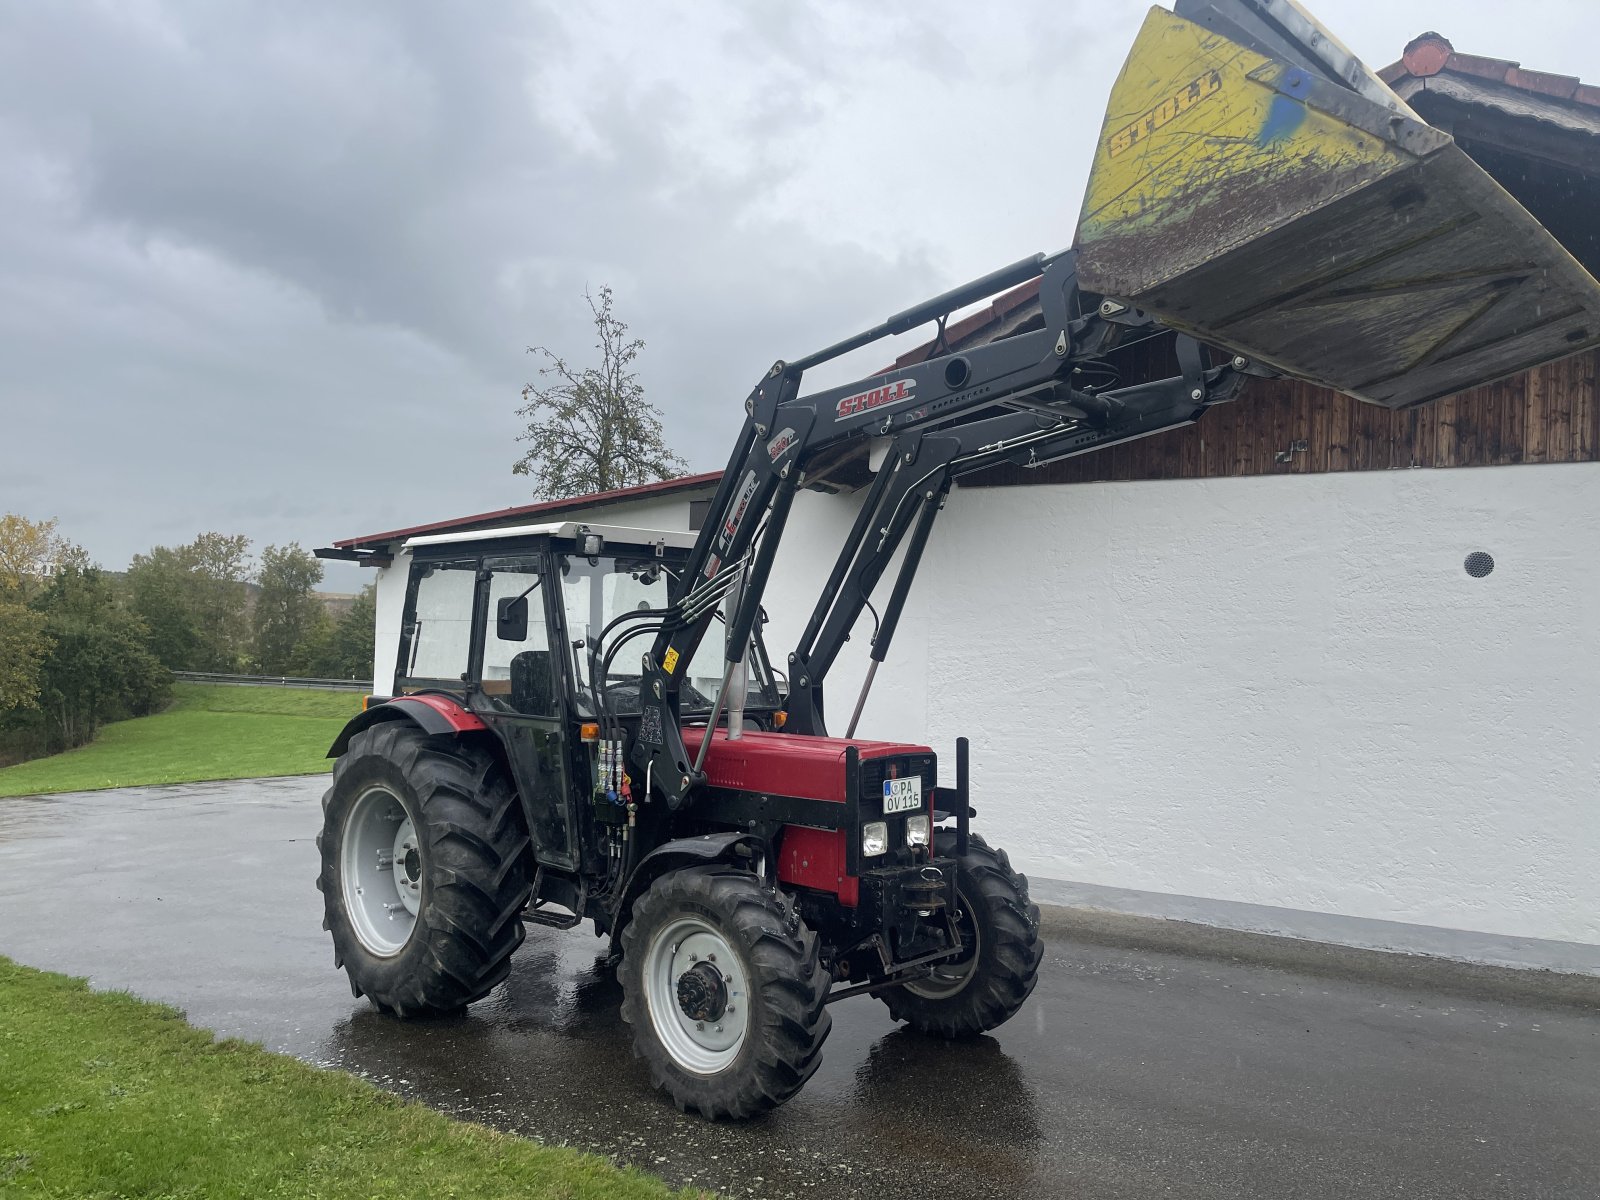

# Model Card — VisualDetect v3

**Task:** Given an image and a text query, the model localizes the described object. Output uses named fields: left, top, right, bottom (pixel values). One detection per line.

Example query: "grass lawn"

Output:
left=0, top=684, right=361, bottom=799
left=0, top=957, right=699, bottom=1199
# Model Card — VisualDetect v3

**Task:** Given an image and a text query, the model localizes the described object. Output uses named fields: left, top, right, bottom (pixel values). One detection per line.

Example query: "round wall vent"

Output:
left=1464, top=551, right=1494, bottom=578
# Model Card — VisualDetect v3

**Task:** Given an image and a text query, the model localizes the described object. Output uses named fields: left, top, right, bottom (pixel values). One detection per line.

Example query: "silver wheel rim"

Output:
left=341, top=785, right=421, bottom=957
left=906, top=893, right=981, bottom=1000
left=643, top=916, right=750, bottom=1074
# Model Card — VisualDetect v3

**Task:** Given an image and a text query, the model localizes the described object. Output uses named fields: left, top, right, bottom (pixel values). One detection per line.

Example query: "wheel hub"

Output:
left=340, top=787, right=420, bottom=958
left=393, top=820, right=421, bottom=915
left=675, top=961, right=729, bottom=1023
left=644, top=918, right=749, bottom=1073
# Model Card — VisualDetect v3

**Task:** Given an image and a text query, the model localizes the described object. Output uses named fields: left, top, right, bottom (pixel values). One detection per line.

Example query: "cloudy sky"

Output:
left=1, top=1, right=1593, bottom=589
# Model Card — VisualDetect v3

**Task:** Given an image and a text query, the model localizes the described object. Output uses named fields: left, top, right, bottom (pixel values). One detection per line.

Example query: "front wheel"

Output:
left=880, top=831, right=1043, bottom=1037
left=619, top=866, right=832, bottom=1119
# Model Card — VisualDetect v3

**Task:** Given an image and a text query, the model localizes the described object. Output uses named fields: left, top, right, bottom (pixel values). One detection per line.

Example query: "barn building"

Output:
left=322, top=36, right=1600, bottom=976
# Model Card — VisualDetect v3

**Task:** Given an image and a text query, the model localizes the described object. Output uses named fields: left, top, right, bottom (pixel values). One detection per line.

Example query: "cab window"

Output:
left=480, top=557, right=557, bottom=717
left=397, top=559, right=477, bottom=686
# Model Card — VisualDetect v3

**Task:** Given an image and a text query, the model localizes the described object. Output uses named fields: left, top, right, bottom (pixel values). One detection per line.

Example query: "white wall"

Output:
left=363, top=469, right=1600, bottom=969
left=764, top=463, right=1600, bottom=969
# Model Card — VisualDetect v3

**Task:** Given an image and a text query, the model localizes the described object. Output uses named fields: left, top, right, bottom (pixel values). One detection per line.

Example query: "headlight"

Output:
left=862, top=821, right=888, bottom=857
left=904, top=814, right=930, bottom=847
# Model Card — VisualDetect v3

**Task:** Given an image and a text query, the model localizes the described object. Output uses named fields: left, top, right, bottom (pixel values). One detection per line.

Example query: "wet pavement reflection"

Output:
left=2, top=778, right=1597, bottom=1199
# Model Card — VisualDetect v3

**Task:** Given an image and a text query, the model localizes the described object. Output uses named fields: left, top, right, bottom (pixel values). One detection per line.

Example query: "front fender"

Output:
left=327, top=694, right=488, bottom=758
left=612, top=832, right=767, bottom=934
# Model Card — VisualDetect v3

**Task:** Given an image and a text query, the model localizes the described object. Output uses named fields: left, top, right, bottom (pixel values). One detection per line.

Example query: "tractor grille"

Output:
left=857, top=754, right=936, bottom=807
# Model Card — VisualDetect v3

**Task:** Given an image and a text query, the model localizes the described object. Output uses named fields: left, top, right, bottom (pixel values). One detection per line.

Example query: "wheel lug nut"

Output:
left=695, top=1021, right=705, bottom=1031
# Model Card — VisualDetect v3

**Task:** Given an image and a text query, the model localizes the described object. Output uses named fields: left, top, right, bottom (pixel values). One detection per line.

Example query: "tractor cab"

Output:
left=390, top=521, right=783, bottom=873
left=395, top=521, right=781, bottom=720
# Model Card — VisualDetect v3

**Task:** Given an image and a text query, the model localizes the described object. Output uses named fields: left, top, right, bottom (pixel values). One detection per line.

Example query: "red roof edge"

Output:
left=1382, top=33, right=1599, bottom=111
left=333, top=471, right=722, bottom=549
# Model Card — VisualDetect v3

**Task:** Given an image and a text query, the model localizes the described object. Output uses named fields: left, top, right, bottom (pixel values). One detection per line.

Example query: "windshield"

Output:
left=558, top=552, right=778, bottom=715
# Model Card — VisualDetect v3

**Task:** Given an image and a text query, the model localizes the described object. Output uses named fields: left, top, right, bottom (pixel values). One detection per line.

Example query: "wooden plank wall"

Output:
left=962, top=348, right=1600, bottom=489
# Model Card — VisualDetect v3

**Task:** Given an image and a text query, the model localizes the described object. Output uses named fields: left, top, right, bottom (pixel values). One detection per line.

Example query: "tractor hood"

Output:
left=1074, top=0, right=1600, bottom=409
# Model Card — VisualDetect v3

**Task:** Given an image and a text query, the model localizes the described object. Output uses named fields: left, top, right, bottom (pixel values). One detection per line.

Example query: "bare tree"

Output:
left=513, top=286, right=687, bottom=499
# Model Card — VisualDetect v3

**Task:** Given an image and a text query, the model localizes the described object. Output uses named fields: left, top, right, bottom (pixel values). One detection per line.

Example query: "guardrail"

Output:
left=172, top=670, right=368, bottom=692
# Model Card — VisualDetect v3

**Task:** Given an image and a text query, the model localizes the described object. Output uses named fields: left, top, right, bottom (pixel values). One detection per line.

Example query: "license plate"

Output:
left=882, top=776, right=923, bottom=814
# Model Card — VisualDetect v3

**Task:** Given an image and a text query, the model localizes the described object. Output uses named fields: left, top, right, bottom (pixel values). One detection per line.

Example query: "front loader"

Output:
left=315, top=0, right=1600, bottom=1118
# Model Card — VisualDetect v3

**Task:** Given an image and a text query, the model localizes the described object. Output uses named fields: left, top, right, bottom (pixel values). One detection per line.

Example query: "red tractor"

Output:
left=315, top=239, right=1231, bottom=1116
left=317, top=0, right=1600, bottom=1117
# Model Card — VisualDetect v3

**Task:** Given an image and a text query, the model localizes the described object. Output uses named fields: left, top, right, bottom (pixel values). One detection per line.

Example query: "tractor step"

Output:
left=523, top=905, right=583, bottom=930
left=524, top=865, right=585, bottom=929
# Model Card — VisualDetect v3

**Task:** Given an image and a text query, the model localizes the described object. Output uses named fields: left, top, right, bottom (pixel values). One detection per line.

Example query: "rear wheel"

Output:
left=316, top=722, right=533, bottom=1016
left=619, top=866, right=831, bottom=1118
left=880, top=831, right=1042, bottom=1037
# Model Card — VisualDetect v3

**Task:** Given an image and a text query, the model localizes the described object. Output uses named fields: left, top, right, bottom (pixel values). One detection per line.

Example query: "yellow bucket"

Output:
left=1075, top=1, right=1600, bottom=408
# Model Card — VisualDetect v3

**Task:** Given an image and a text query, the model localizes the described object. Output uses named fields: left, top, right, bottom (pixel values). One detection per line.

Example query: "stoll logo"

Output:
left=836, top=378, right=913, bottom=420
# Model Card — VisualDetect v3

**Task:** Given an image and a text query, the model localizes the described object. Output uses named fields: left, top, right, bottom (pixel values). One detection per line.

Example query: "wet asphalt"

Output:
left=1, top=778, right=1596, bottom=1200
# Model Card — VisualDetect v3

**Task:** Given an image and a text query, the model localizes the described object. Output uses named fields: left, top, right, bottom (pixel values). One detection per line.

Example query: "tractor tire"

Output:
left=316, top=722, right=533, bottom=1017
left=880, top=831, right=1042, bottom=1037
left=619, top=866, right=832, bottom=1119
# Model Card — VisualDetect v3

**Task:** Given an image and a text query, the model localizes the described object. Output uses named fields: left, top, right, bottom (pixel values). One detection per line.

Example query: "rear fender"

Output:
left=327, top=694, right=488, bottom=758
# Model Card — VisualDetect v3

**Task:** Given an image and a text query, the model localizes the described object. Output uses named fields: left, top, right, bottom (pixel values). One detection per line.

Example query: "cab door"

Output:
left=469, top=555, right=579, bottom=873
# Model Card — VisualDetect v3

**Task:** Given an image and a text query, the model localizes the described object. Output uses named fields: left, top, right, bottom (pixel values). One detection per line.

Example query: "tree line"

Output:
left=0, top=514, right=374, bottom=764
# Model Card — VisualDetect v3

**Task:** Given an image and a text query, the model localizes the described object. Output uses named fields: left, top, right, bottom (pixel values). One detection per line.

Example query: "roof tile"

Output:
left=1445, top=52, right=1515, bottom=83
left=1503, top=66, right=1582, bottom=101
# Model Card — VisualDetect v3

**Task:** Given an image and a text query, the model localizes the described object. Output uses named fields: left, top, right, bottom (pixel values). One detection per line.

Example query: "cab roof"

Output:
left=403, top=521, right=698, bottom=552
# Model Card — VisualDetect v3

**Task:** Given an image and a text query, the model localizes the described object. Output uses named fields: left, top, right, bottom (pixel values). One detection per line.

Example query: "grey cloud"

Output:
left=1, top=0, right=1587, bottom=584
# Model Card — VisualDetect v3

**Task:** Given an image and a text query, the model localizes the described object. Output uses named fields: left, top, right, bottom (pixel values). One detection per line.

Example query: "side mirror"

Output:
left=496, top=595, right=529, bottom=642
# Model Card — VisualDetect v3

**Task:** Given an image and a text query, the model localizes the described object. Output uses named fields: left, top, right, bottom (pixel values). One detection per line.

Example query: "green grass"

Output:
left=0, top=684, right=361, bottom=798
left=0, top=957, right=699, bottom=1200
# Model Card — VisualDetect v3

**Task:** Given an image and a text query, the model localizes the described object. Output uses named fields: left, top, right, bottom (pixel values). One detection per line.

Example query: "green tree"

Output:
left=126, top=532, right=251, bottom=671
left=124, top=545, right=200, bottom=668
left=513, top=286, right=687, bottom=500
left=0, top=513, right=73, bottom=603
left=252, top=543, right=326, bottom=675
left=0, top=602, right=50, bottom=712
left=32, top=564, right=169, bottom=751
left=0, top=514, right=70, bottom=716
left=324, top=584, right=376, bottom=681
left=188, top=532, right=252, bottom=669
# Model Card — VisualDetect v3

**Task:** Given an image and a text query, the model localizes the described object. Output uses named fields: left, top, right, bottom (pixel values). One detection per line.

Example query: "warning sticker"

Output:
left=662, top=648, right=680, bottom=675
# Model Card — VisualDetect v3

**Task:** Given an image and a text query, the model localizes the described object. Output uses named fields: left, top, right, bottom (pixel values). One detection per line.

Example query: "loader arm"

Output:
left=628, top=0, right=1600, bottom=805
left=628, top=251, right=1252, bottom=803
left=785, top=332, right=1245, bottom=737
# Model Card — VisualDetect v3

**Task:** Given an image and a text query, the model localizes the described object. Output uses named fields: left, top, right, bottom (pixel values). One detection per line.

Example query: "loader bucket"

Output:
left=1075, top=0, right=1600, bottom=409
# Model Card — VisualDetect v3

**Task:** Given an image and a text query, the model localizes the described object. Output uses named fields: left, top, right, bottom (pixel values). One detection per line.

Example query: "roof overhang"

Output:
left=318, top=470, right=722, bottom=561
